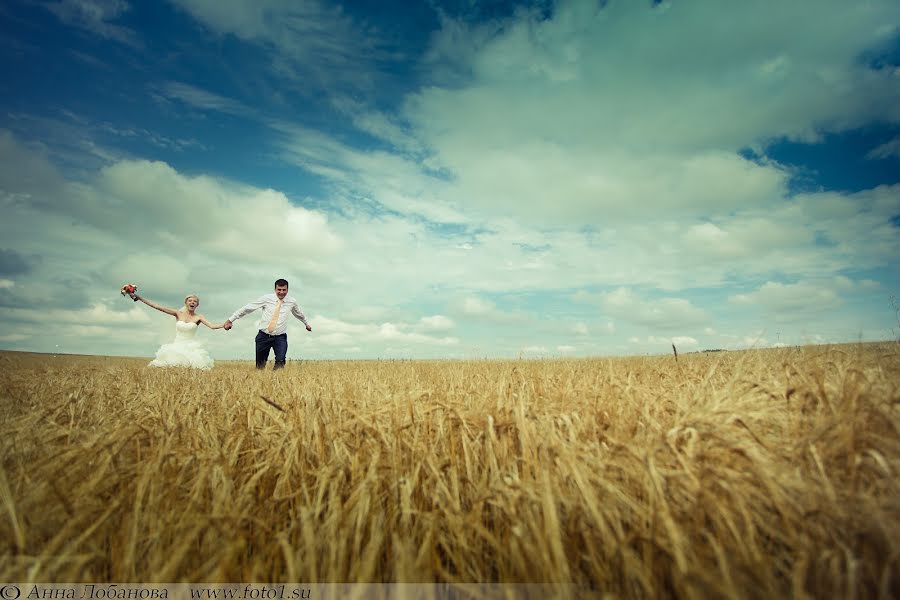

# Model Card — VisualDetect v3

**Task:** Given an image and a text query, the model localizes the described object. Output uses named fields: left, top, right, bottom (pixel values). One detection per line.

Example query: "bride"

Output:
left=129, top=291, right=224, bottom=369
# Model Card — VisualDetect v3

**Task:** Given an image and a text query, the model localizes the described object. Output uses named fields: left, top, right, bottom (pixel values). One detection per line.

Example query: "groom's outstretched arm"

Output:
left=225, top=296, right=267, bottom=329
left=291, top=304, right=312, bottom=332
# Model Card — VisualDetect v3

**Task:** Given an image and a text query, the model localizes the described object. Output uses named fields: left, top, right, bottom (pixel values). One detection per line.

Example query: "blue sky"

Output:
left=1, top=0, right=898, bottom=360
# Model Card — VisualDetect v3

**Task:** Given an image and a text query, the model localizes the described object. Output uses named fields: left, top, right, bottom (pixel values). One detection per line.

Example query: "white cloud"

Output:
left=647, top=335, right=698, bottom=348
left=376, top=322, right=458, bottom=345
left=59, top=159, right=343, bottom=270
left=741, top=335, right=769, bottom=349
left=342, top=306, right=390, bottom=322
left=730, top=280, right=845, bottom=312
left=0, top=130, right=67, bottom=198
left=556, top=345, right=576, bottom=353
left=0, top=334, right=27, bottom=342
left=571, top=320, right=615, bottom=336
left=679, top=217, right=815, bottom=261
left=400, top=0, right=900, bottom=224
left=459, top=296, right=495, bottom=316
left=46, top=0, right=141, bottom=48
left=269, top=136, right=897, bottom=299
left=330, top=97, right=423, bottom=154
left=158, top=82, right=254, bottom=116
left=309, top=316, right=459, bottom=348
left=867, top=137, right=900, bottom=160
left=589, top=288, right=709, bottom=330
left=272, top=121, right=470, bottom=225
left=522, top=345, right=548, bottom=354
left=315, top=332, right=354, bottom=347
left=169, top=0, right=383, bottom=90
left=8, top=302, right=151, bottom=326
left=625, top=335, right=700, bottom=352
left=0, top=279, right=14, bottom=289
left=110, top=255, right=191, bottom=298
left=418, top=315, right=455, bottom=332
left=437, top=147, right=787, bottom=224
left=671, top=336, right=699, bottom=348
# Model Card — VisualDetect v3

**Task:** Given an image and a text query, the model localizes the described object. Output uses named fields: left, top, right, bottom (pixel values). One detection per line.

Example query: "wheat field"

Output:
left=0, top=344, right=898, bottom=598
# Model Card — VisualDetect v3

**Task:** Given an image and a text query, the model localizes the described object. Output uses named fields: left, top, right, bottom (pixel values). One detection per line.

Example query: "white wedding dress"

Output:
left=149, top=321, right=214, bottom=370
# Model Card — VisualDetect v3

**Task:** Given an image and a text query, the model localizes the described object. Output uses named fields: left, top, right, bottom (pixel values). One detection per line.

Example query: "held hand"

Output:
left=306, top=324, right=312, bottom=332
left=223, top=320, right=233, bottom=330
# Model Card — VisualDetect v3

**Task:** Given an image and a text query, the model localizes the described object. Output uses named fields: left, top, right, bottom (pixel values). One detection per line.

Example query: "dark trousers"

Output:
left=255, top=330, right=288, bottom=369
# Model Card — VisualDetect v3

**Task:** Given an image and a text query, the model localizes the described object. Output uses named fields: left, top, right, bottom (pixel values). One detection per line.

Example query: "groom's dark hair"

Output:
left=274, top=278, right=289, bottom=288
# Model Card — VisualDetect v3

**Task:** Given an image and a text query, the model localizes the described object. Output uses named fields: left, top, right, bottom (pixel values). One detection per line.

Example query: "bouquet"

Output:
left=121, top=283, right=139, bottom=301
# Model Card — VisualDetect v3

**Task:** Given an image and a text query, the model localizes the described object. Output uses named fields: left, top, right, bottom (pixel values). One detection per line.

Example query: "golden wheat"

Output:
left=0, top=344, right=898, bottom=598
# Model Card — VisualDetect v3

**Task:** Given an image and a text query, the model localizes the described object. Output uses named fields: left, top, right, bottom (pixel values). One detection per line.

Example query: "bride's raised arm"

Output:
left=198, top=315, right=225, bottom=329
left=134, top=295, right=179, bottom=317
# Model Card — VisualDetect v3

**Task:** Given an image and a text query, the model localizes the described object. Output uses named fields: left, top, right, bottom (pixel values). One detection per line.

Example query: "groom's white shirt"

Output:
left=229, top=293, right=308, bottom=335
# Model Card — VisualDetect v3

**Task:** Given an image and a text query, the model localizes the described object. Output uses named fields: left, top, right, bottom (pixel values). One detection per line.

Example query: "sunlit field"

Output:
left=1, top=344, right=898, bottom=597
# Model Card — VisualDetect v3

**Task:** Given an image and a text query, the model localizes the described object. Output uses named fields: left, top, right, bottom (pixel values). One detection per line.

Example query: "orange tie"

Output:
left=267, top=299, right=283, bottom=333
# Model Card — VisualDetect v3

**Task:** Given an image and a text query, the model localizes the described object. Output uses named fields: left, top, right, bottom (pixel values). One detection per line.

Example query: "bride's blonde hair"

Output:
left=183, top=294, right=200, bottom=312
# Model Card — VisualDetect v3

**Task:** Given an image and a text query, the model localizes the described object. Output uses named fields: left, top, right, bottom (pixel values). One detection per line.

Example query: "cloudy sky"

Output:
left=1, top=0, right=898, bottom=360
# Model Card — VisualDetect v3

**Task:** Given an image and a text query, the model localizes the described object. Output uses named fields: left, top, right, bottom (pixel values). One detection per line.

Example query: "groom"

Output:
left=223, top=278, right=312, bottom=370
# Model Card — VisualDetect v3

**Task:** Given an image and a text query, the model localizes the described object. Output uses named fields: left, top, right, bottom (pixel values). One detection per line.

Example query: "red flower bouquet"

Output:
left=121, top=283, right=138, bottom=301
